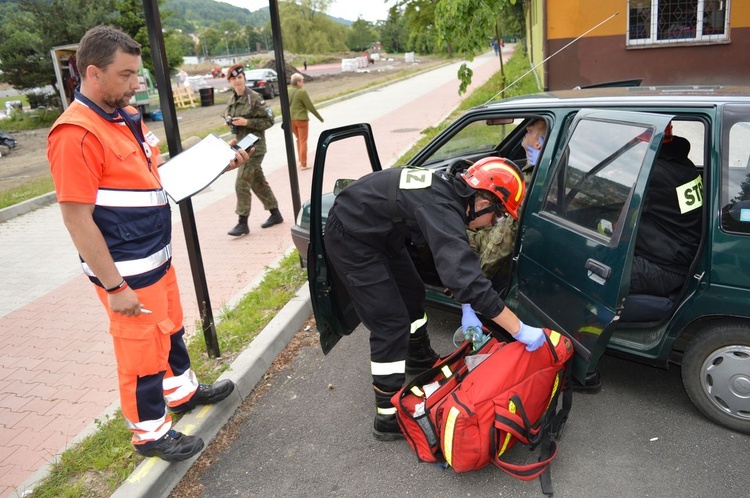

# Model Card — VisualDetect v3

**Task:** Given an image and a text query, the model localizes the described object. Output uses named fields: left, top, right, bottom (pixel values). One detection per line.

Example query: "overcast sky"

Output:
left=217, top=0, right=395, bottom=23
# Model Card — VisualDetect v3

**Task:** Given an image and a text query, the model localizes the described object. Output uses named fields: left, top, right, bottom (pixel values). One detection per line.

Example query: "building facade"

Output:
left=525, top=0, right=750, bottom=90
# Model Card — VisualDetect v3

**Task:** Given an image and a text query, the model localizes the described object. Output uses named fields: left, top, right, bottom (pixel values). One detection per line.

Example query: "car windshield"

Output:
left=422, top=118, right=522, bottom=165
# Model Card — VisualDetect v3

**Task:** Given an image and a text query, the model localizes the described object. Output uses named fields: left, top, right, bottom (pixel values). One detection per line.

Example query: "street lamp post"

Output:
left=224, top=31, right=229, bottom=55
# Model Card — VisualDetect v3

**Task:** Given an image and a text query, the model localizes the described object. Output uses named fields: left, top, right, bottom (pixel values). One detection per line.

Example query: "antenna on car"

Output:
left=485, top=11, right=620, bottom=105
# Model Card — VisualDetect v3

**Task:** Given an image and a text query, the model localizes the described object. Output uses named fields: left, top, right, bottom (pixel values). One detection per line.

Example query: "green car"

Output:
left=293, top=86, right=750, bottom=435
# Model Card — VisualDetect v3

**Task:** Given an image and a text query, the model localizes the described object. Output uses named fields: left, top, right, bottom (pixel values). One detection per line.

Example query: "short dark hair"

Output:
left=77, top=25, right=141, bottom=79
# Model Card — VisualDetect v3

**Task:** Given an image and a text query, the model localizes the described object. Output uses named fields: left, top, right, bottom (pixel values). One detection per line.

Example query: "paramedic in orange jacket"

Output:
left=47, top=25, right=249, bottom=462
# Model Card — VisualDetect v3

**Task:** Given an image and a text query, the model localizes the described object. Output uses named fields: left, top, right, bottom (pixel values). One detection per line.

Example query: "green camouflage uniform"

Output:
left=226, top=89, right=277, bottom=216
left=467, top=163, right=533, bottom=279
left=467, top=215, right=518, bottom=279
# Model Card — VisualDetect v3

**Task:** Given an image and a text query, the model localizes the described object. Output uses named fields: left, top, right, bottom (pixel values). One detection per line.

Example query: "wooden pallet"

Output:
left=173, top=86, right=197, bottom=109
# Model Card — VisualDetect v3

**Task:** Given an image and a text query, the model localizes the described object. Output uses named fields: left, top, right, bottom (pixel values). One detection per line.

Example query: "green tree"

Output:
left=114, top=0, right=183, bottom=75
left=398, top=0, right=440, bottom=54
left=293, top=0, right=333, bottom=21
left=243, top=25, right=264, bottom=53
left=380, top=6, right=408, bottom=53
left=435, top=0, right=524, bottom=94
left=346, top=18, right=376, bottom=52
left=278, top=0, right=346, bottom=54
left=0, top=0, right=118, bottom=89
left=199, top=28, right=223, bottom=56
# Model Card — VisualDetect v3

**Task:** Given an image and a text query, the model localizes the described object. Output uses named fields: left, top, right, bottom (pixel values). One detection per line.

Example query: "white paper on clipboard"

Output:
left=157, top=134, right=235, bottom=203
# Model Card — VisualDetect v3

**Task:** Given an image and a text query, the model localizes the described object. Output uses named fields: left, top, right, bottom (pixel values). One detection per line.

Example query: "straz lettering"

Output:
left=677, top=175, right=703, bottom=214
left=399, top=168, right=432, bottom=190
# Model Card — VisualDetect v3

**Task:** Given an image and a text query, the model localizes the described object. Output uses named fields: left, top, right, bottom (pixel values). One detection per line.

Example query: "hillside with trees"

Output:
left=0, top=0, right=523, bottom=94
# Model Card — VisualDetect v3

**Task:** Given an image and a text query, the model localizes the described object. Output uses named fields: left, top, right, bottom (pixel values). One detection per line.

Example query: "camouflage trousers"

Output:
left=234, top=153, right=278, bottom=216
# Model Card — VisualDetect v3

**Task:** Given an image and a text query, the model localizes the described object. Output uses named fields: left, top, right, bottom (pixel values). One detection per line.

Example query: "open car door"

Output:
left=308, top=124, right=382, bottom=354
left=513, top=110, right=673, bottom=382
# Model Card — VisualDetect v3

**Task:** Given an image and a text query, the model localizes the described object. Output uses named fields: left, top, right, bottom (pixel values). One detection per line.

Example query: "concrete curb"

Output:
left=111, top=285, right=312, bottom=498
left=0, top=192, right=57, bottom=223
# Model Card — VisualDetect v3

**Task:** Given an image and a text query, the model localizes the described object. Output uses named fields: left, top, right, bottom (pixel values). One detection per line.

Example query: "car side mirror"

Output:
left=333, top=179, right=356, bottom=196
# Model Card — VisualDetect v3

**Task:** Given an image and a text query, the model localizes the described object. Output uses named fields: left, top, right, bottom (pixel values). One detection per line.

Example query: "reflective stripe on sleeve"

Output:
left=96, top=188, right=168, bottom=207
left=82, top=243, right=172, bottom=278
left=371, top=360, right=406, bottom=376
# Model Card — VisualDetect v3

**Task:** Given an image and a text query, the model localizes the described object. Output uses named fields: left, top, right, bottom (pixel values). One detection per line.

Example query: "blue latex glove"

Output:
left=461, top=304, right=482, bottom=333
left=525, top=136, right=544, bottom=166
left=514, top=322, right=546, bottom=352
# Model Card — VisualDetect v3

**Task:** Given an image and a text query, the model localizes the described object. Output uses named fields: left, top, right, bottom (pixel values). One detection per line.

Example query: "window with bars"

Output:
left=628, top=0, right=730, bottom=46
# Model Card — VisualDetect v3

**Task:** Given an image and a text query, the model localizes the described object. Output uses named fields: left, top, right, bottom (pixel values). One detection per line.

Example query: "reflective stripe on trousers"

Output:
left=126, top=408, right=171, bottom=444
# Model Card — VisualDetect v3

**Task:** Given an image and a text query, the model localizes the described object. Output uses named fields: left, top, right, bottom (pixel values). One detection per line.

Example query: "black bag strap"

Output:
left=538, top=363, right=574, bottom=495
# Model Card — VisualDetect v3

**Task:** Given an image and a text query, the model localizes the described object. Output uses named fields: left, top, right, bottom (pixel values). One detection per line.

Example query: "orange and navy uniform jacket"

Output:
left=47, top=90, right=170, bottom=289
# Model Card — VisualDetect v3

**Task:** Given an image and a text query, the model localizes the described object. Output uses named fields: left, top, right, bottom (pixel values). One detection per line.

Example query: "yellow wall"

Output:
left=547, top=0, right=750, bottom=40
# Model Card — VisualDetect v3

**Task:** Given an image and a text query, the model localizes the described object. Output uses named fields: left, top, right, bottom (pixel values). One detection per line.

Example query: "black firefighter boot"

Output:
left=228, top=215, right=249, bottom=236
left=373, top=385, right=405, bottom=441
left=261, top=208, right=284, bottom=228
left=406, top=326, right=440, bottom=375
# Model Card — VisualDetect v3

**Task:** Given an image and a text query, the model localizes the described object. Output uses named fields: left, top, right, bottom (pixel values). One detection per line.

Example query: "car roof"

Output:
left=245, top=69, right=274, bottom=78
left=476, top=85, right=750, bottom=112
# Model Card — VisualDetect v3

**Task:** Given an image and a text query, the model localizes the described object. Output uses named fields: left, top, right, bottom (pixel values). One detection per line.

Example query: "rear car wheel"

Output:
left=681, top=325, right=750, bottom=434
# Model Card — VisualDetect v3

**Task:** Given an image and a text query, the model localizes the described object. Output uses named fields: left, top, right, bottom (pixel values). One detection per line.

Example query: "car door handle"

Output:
left=585, top=258, right=611, bottom=283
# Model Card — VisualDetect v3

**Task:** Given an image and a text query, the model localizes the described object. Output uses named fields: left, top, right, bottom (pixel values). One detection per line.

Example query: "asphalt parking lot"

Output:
left=188, top=307, right=750, bottom=498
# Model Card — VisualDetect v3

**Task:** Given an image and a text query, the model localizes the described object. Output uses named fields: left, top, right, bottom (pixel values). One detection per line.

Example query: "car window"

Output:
left=721, top=105, right=750, bottom=234
left=423, top=118, right=523, bottom=165
left=543, top=118, right=654, bottom=240
left=671, top=120, right=706, bottom=168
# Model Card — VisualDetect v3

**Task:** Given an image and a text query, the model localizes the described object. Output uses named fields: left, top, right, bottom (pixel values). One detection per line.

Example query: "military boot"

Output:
left=228, top=215, right=249, bottom=236
left=261, top=208, right=284, bottom=228
left=373, top=385, right=405, bottom=441
left=406, top=327, right=440, bottom=375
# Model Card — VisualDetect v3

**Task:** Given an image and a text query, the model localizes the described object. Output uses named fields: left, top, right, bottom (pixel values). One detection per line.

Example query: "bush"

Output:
left=25, top=91, right=61, bottom=111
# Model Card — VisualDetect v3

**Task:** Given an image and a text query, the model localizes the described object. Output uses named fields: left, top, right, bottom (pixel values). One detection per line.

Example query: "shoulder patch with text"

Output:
left=399, top=168, right=432, bottom=190
left=677, top=175, right=703, bottom=214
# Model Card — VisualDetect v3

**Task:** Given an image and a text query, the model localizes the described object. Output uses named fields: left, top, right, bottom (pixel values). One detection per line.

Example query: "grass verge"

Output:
left=394, top=46, right=536, bottom=166
left=0, top=176, right=56, bottom=210
left=27, top=252, right=306, bottom=498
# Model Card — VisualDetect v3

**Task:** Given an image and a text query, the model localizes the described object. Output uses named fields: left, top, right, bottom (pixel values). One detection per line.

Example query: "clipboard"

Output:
left=157, top=134, right=236, bottom=203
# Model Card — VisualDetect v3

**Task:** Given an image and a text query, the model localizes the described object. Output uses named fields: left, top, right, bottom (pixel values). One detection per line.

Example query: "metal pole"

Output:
left=268, top=0, right=302, bottom=217
left=141, top=0, right=221, bottom=357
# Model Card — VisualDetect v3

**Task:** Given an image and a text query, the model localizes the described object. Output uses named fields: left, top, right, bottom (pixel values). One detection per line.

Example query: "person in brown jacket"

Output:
left=288, top=73, right=323, bottom=169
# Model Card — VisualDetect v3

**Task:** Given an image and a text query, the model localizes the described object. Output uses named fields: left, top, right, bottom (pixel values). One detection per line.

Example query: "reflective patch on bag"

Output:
left=549, top=330, right=561, bottom=347
left=444, top=406, right=461, bottom=467
left=399, top=167, right=432, bottom=189
left=677, top=175, right=703, bottom=214
left=498, top=400, right=517, bottom=457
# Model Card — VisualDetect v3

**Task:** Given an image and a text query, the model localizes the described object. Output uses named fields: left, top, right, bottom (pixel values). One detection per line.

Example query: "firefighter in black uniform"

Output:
left=324, top=157, right=548, bottom=440
left=631, top=123, right=703, bottom=297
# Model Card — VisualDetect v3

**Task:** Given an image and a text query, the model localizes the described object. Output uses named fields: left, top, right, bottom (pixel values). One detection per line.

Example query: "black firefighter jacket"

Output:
left=328, top=167, right=506, bottom=320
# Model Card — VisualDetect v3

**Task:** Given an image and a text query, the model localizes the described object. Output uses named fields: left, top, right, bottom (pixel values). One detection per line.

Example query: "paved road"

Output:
left=191, top=307, right=750, bottom=497
left=1, top=50, right=505, bottom=497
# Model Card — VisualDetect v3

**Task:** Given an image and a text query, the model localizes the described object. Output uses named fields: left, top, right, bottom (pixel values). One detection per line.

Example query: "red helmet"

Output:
left=461, top=157, right=525, bottom=219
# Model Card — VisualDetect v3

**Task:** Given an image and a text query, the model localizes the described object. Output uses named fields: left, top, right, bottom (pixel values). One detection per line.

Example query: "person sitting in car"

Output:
left=630, top=123, right=703, bottom=297
left=468, top=119, right=547, bottom=280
